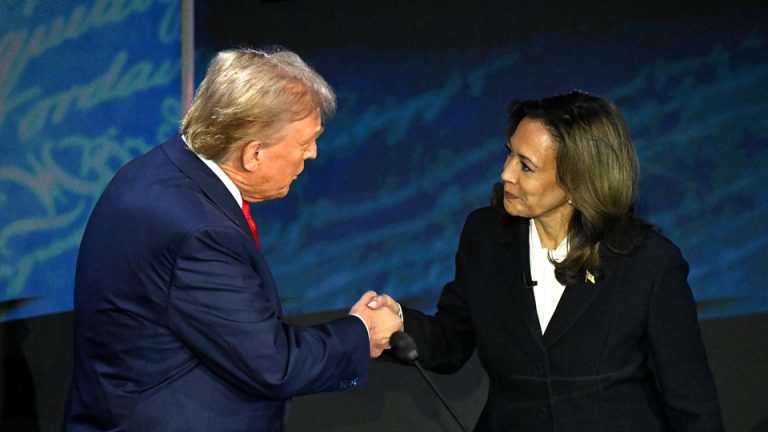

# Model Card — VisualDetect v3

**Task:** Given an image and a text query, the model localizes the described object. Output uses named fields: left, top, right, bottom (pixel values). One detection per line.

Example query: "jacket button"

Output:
left=539, top=407, right=550, bottom=418
left=533, top=365, right=544, bottom=376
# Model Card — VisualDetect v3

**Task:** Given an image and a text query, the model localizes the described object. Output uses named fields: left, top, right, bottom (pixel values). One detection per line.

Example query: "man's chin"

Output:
left=247, top=185, right=292, bottom=202
left=273, top=186, right=291, bottom=199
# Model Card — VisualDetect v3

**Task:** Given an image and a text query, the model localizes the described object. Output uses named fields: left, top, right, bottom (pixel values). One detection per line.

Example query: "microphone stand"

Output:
left=390, top=331, right=470, bottom=432
left=412, top=360, right=470, bottom=432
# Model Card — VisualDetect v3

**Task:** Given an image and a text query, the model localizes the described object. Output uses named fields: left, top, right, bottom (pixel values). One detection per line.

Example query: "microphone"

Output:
left=523, top=272, right=538, bottom=288
left=389, top=331, right=470, bottom=432
left=390, top=331, right=418, bottom=363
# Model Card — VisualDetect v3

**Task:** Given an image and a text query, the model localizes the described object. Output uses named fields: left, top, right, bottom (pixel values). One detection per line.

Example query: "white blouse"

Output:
left=528, top=219, right=569, bottom=333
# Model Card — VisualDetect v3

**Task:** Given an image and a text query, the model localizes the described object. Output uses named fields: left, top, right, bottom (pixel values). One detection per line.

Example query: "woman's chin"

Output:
left=503, top=201, right=524, bottom=217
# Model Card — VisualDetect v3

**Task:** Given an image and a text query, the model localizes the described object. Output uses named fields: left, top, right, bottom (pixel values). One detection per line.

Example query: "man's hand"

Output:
left=365, top=293, right=402, bottom=319
left=349, top=291, right=404, bottom=358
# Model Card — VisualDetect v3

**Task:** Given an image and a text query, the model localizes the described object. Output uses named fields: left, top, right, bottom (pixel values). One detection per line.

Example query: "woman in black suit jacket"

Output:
left=374, top=91, right=723, bottom=431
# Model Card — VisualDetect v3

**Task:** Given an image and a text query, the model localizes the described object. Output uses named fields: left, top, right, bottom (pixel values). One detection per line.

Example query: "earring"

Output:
left=567, top=199, right=574, bottom=206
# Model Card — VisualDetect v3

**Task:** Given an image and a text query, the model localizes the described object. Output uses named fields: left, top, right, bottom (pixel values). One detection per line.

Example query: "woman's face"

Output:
left=501, top=117, right=572, bottom=225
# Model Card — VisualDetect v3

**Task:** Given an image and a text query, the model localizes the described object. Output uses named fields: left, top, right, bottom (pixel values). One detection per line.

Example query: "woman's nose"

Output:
left=501, top=158, right=517, bottom=183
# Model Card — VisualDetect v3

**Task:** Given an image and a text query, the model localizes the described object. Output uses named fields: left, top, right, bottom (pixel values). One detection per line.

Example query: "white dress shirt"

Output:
left=191, top=147, right=243, bottom=208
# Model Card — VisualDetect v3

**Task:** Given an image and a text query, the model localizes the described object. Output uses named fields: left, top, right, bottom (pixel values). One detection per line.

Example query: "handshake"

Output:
left=349, top=291, right=404, bottom=358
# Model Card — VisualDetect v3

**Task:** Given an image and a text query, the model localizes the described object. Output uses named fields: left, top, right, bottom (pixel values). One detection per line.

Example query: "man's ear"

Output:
left=241, top=140, right=262, bottom=172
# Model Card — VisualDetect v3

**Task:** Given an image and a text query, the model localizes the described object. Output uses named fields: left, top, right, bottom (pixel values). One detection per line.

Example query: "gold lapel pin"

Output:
left=585, top=270, right=595, bottom=284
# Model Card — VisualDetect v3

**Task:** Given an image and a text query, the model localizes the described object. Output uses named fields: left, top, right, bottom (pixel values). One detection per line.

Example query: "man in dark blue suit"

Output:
left=63, top=48, right=403, bottom=431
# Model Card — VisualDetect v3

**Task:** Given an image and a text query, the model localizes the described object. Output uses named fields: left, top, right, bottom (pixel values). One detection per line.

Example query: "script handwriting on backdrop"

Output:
left=265, top=31, right=768, bottom=319
left=0, top=0, right=179, bottom=316
left=0, top=2, right=765, bottom=320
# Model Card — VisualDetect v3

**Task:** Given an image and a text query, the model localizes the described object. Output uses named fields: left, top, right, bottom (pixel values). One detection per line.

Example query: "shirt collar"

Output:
left=529, top=219, right=569, bottom=261
left=183, top=135, right=243, bottom=208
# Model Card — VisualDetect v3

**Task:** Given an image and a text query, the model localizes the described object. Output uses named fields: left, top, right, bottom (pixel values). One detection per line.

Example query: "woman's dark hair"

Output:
left=493, top=90, right=649, bottom=285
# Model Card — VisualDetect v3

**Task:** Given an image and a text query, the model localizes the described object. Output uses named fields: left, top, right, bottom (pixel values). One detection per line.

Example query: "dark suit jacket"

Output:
left=403, top=206, right=723, bottom=432
left=64, top=136, right=369, bottom=431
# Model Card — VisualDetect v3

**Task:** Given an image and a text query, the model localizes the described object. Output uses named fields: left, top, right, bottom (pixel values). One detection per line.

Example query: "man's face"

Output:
left=242, top=110, right=323, bottom=202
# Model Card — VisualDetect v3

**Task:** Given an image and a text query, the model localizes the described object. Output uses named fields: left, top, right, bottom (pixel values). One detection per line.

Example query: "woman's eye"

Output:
left=521, top=162, right=532, bottom=172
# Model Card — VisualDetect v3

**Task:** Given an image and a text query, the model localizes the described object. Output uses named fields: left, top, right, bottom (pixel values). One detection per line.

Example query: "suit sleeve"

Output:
left=402, top=215, right=477, bottom=374
left=646, top=242, right=724, bottom=431
left=166, top=224, right=369, bottom=399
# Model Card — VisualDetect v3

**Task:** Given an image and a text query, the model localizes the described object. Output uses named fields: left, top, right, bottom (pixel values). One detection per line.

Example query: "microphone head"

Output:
left=390, top=331, right=419, bottom=363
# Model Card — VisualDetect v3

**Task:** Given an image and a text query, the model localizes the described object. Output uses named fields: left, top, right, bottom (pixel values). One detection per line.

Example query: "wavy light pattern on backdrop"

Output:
left=1, top=1, right=766, bottom=321
left=237, top=6, right=768, bottom=320
left=0, top=0, right=180, bottom=321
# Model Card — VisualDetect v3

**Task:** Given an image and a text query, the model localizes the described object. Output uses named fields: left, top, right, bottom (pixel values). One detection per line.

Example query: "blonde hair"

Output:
left=181, top=48, right=336, bottom=161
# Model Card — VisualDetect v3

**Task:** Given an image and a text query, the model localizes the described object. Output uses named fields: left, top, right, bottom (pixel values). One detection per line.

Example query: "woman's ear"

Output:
left=241, top=140, right=262, bottom=172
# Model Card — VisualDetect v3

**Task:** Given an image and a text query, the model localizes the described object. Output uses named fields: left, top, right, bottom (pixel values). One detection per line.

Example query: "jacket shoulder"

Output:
left=639, top=228, right=686, bottom=263
left=464, top=206, right=526, bottom=236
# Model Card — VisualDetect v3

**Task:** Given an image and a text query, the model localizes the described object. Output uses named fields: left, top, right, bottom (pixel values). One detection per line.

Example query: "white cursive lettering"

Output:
left=17, top=51, right=177, bottom=139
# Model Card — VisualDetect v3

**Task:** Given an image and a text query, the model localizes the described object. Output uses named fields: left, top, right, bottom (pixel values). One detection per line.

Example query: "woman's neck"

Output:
left=533, top=208, right=572, bottom=249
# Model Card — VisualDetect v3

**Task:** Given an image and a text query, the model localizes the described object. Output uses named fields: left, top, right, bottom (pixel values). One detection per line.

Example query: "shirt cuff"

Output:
left=349, top=313, right=370, bottom=338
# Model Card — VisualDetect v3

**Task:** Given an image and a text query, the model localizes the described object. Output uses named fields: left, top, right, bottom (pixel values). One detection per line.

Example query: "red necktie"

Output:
left=241, top=200, right=261, bottom=249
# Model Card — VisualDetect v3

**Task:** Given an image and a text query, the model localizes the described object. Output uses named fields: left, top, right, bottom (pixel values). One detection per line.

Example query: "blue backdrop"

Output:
left=0, top=0, right=180, bottom=320
left=1, top=0, right=766, bottom=321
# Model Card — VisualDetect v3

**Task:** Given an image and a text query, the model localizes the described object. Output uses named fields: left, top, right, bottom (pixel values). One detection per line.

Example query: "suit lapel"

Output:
left=161, top=135, right=252, bottom=239
left=160, top=136, right=283, bottom=318
left=542, top=250, right=626, bottom=347
left=495, top=217, right=546, bottom=349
